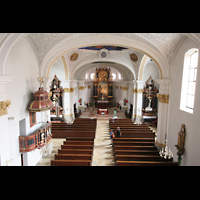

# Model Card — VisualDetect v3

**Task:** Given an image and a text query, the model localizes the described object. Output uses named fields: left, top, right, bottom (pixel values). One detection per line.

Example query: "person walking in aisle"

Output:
left=110, top=129, right=115, bottom=145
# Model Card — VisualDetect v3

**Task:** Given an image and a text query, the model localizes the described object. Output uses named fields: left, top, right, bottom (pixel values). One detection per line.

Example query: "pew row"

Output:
left=110, top=119, right=178, bottom=166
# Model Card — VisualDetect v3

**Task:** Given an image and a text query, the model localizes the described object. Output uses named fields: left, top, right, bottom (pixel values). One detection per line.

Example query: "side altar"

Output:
left=93, top=67, right=113, bottom=108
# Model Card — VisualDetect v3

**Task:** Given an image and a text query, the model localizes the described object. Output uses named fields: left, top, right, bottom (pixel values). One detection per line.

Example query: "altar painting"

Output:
left=99, top=81, right=108, bottom=97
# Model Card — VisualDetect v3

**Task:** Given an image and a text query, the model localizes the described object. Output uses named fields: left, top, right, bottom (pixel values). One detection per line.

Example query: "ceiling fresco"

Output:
left=79, top=45, right=128, bottom=51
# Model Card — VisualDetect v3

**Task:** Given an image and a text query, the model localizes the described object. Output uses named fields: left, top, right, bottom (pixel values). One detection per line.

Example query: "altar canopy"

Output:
left=93, top=67, right=113, bottom=108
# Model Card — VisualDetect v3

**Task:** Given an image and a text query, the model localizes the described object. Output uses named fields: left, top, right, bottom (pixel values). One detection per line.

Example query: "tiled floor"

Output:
left=35, top=138, right=65, bottom=166
left=92, top=120, right=115, bottom=166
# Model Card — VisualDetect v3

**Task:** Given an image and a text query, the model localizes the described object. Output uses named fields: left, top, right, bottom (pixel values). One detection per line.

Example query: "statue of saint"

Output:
left=175, top=124, right=186, bottom=166
left=175, top=124, right=185, bottom=155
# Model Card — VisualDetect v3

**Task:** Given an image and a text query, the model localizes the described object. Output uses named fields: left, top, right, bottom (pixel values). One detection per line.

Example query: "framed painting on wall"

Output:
left=30, top=112, right=36, bottom=127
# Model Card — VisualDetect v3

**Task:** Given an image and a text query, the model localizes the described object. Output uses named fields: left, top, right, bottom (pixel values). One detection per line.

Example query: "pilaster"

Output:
left=120, top=81, right=129, bottom=112
left=134, top=81, right=145, bottom=124
left=0, top=76, right=13, bottom=166
left=78, top=80, right=86, bottom=112
left=62, top=80, right=76, bottom=123
left=156, top=79, right=171, bottom=148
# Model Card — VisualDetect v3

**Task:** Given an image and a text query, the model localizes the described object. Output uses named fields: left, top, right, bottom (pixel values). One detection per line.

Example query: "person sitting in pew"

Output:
left=110, top=129, right=115, bottom=145
left=116, top=127, right=122, bottom=138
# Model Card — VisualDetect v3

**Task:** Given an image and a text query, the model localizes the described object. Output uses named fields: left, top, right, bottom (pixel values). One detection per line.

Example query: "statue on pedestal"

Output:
left=175, top=124, right=186, bottom=166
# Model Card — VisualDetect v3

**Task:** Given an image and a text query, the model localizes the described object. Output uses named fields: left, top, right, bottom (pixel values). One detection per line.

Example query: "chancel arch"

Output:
left=74, top=62, right=134, bottom=81
left=70, top=52, right=136, bottom=81
left=40, top=35, right=170, bottom=80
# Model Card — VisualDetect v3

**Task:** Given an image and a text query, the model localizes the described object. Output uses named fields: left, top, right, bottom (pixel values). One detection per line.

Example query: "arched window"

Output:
left=90, top=73, right=95, bottom=80
left=112, top=73, right=116, bottom=80
left=180, top=48, right=199, bottom=114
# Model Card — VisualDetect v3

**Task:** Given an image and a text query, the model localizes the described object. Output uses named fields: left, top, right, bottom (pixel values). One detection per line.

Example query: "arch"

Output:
left=47, top=55, right=69, bottom=80
left=0, top=33, right=38, bottom=75
left=40, top=35, right=170, bottom=80
left=74, top=62, right=132, bottom=81
left=70, top=52, right=136, bottom=81
left=138, top=55, right=162, bottom=81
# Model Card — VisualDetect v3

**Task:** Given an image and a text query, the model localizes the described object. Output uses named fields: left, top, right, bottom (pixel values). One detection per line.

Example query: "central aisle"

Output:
left=92, top=120, right=115, bottom=166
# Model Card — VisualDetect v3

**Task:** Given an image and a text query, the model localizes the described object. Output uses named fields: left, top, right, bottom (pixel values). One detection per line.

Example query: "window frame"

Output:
left=180, top=48, right=199, bottom=114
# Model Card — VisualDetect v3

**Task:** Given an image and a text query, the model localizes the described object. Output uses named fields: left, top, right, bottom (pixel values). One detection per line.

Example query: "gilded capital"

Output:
left=121, top=87, right=128, bottom=91
left=132, top=88, right=143, bottom=93
left=157, top=94, right=169, bottom=104
left=0, top=100, right=11, bottom=117
left=78, top=86, right=85, bottom=90
left=64, top=88, right=75, bottom=93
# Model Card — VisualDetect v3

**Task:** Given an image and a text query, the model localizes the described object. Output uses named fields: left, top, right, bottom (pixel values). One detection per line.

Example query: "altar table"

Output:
left=97, top=109, right=108, bottom=115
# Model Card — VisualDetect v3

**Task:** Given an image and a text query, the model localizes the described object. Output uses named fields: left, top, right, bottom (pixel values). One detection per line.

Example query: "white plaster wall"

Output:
left=168, top=37, right=200, bottom=166
left=2, top=37, right=47, bottom=166
left=49, top=57, right=65, bottom=80
left=142, top=58, right=160, bottom=89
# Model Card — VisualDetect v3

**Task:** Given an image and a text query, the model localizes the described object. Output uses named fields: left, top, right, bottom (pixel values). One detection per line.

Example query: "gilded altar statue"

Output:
left=175, top=124, right=186, bottom=166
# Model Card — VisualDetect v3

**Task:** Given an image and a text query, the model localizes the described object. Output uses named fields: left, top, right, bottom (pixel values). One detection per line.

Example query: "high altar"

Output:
left=93, top=67, right=113, bottom=108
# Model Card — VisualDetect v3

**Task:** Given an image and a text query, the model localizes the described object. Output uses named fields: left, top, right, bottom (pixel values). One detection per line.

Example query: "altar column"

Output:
left=134, top=81, right=145, bottom=124
left=63, top=80, right=76, bottom=123
left=156, top=79, right=171, bottom=149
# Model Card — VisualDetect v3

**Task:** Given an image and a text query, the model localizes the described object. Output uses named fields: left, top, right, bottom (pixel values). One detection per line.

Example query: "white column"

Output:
left=78, top=80, right=86, bottom=112
left=132, top=81, right=137, bottom=122
left=115, top=83, right=120, bottom=106
left=62, top=80, right=76, bottom=123
left=134, top=81, right=145, bottom=124
left=121, top=81, right=129, bottom=112
left=0, top=76, right=13, bottom=166
left=156, top=79, right=171, bottom=148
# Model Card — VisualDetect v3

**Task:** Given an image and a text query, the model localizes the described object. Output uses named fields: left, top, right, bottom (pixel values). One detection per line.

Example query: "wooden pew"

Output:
left=113, top=145, right=157, bottom=151
left=55, top=154, right=92, bottom=160
left=113, top=141, right=154, bottom=146
left=110, top=119, right=178, bottom=166
left=61, top=144, right=93, bottom=149
left=115, top=155, right=166, bottom=162
left=51, top=118, right=96, bottom=166
left=114, top=150, right=159, bottom=155
left=52, top=130, right=96, bottom=138
left=63, top=141, right=94, bottom=145
left=51, top=160, right=92, bottom=166
left=66, top=137, right=94, bottom=141
left=58, top=149, right=93, bottom=155
left=113, top=138, right=154, bottom=142
left=116, top=160, right=178, bottom=166
left=115, top=132, right=155, bottom=138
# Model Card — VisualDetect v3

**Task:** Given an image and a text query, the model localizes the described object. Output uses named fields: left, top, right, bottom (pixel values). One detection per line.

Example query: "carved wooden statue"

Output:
left=175, top=124, right=186, bottom=166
